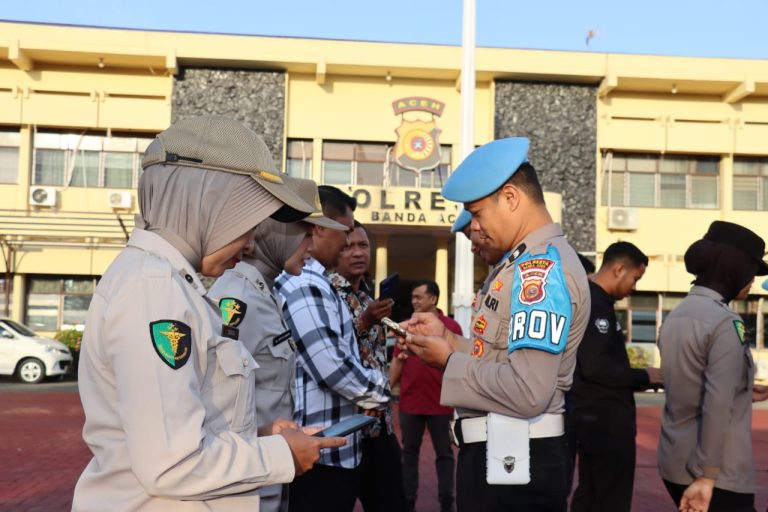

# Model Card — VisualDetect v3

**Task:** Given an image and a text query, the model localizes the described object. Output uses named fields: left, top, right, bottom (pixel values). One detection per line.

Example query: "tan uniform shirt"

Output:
left=209, top=262, right=297, bottom=512
left=73, top=229, right=294, bottom=512
left=658, top=286, right=756, bottom=493
left=442, top=223, right=590, bottom=419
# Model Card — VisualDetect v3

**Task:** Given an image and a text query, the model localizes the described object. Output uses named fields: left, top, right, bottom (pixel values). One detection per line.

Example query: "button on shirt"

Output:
left=73, top=229, right=294, bottom=512
left=276, top=258, right=390, bottom=468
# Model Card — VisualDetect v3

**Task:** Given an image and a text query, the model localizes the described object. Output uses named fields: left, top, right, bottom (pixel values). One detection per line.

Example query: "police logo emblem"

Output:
left=149, top=320, right=192, bottom=370
left=219, top=298, right=247, bottom=327
left=517, top=258, right=555, bottom=305
left=472, top=338, right=485, bottom=358
left=734, top=320, right=746, bottom=344
left=473, top=315, right=488, bottom=335
left=392, top=96, right=445, bottom=173
left=595, top=318, right=610, bottom=334
left=491, top=280, right=504, bottom=293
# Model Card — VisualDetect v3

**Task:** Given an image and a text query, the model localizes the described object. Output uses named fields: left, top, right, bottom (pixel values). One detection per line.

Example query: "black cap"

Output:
left=703, top=221, right=768, bottom=276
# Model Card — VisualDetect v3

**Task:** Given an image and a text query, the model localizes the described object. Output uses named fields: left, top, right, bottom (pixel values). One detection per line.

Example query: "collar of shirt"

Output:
left=127, top=228, right=207, bottom=296
left=689, top=285, right=726, bottom=302
left=304, top=257, right=328, bottom=277
left=232, top=261, right=270, bottom=295
left=589, top=279, right=616, bottom=306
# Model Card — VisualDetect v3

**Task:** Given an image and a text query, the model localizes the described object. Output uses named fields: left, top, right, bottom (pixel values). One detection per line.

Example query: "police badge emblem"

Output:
left=392, top=97, right=445, bottom=173
left=219, top=298, right=247, bottom=327
left=149, top=320, right=192, bottom=370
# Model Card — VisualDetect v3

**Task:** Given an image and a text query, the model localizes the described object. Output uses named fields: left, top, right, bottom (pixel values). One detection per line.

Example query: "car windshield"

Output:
left=3, top=320, right=38, bottom=337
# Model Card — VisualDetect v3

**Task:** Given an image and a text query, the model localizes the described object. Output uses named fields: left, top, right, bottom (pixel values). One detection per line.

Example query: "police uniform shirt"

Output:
left=442, top=223, right=590, bottom=418
left=658, top=286, right=756, bottom=494
left=73, top=229, right=294, bottom=512
left=569, top=280, right=650, bottom=439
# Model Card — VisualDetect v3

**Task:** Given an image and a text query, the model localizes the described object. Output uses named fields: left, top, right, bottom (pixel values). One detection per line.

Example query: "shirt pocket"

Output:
left=215, top=337, right=259, bottom=432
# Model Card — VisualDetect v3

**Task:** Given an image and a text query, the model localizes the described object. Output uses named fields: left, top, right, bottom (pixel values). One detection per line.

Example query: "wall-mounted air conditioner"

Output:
left=607, top=207, right=638, bottom=231
left=29, top=186, right=57, bottom=207
left=108, top=191, right=132, bottom=209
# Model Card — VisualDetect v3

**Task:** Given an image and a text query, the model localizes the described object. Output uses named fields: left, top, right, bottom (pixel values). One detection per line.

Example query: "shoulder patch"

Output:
left=508, top=246, right=572, bottom=355
left=219, top=297, right=247, bottom=327
left=150, top=320, right=192, bottom=370
left=734, top=320, right=746, bottom=345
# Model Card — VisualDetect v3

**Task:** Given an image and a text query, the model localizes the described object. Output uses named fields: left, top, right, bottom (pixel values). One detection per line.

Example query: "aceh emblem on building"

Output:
left=392, top=96, right=445, bottom=173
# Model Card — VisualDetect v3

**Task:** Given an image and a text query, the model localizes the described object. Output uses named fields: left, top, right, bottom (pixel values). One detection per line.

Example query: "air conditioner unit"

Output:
left=607, top=207, right=638, bottom=231
left=29, top=186, right=57, bottom=207
left=107, top=191, right=133, bottom=209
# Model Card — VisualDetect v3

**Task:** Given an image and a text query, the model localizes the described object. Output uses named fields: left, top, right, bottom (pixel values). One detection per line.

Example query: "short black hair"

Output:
left=504, top=163, right=545, bottom=205
left=318, top=185, right=356, bottom=219
left=601, top=242, right=648, bottom=269
left=577, top=253, right=596, bottom=274
left=353, top=220, right=370, bottom=239
left=412, top=279, right=439, bottom=300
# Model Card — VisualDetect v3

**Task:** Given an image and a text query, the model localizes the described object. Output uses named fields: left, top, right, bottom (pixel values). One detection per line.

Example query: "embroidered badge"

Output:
left=150, top=320, right=192, bottom=370
left=595, top=318, right=610, bottom=334
left=219, top=298, right=247, bottom=327
left=734, top=320, right=746, bottom=344
left=491, top=280, right=504, bottom=293
left=473, top=315, right=488, bottom=335
left=472, top=338, right=485, bottom=358
left=517, top=258, right=555, bottom=305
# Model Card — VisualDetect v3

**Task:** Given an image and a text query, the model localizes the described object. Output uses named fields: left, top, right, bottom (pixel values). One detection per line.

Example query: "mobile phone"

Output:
left=378, top=272, right=400, bottom=300
left=312, top=414, right=377, bottom=437
left=381, top=317, right=408, bottom=338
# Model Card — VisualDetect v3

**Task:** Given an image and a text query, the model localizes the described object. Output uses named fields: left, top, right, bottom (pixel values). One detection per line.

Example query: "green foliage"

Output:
left=627, top=345, right=652, bottom=369
left=55, top=329, right=83, bottom=368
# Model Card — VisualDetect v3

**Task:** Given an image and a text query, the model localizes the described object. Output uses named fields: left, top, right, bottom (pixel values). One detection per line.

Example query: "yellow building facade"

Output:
left=1, top=21, right=768, bottom=374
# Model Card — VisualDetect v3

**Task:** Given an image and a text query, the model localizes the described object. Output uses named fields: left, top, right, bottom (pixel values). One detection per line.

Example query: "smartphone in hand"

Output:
left=312, top=414, right=377, bottom=437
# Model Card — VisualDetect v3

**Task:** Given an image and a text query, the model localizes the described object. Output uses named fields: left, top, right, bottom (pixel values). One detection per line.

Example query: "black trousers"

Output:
left=358, top=430, right=407, bottom=512
left=288, top=464, right=359, bottom=512
left=664, top=480, right=756, bottom=512
left=456, top=436, right=569, bottom=512
left=400, top=411, right=455, bottom=508
left=570, top=435, right=635, bottom=512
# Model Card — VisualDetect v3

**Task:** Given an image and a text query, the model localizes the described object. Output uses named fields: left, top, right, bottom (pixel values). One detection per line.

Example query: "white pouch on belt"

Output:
left=486, top=413, right=530, bottom=485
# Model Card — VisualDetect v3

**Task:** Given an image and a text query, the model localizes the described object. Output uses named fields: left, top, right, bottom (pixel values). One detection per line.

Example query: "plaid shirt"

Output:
left=275, top=258, right=390, bottom=468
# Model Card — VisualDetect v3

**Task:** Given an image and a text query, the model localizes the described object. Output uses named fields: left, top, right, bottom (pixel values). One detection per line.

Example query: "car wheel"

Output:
left=16, top=358, right=45, bottom=384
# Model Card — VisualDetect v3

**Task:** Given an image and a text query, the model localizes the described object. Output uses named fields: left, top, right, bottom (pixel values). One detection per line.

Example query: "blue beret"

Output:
left=450, top=209, right=471, bottom=233
left=442, top=137, right=530, bottom=202
left=763, top=279, right=768, bottom=291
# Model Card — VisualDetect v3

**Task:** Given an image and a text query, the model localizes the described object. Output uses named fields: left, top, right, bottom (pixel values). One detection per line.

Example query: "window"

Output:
left=0, top=129, right=20, bottom=184
left=286, top=140, right=313, bottom=179
left=601, top=152, right=720, bottom=209
left=322, top=141, right=451, bottom=187
left=733, top=157, right=768, bottom=211
left=26, top=276, right=97, bottom=332
left=32, top=131, right=153, bottom=188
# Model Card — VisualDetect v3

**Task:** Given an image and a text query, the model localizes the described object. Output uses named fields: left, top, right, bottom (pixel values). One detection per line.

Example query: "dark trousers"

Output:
left=358, top=430, right=407, bottom=512
left=570, top=435, right=635, bottom=512
left=456, top=436, right=568, bottom=512
left=664, top=480, right=756, bottom=512
left=400, top=411, right=455, bottom=509
left=288, top=464, right=359, bottom=512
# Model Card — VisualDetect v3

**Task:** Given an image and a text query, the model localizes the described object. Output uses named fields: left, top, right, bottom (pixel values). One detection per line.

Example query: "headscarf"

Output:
left=136, top=161, right=282, bottom=271
left=684, top=238, right=759, bottom=302
left=244, top=218, right=307, bottom=288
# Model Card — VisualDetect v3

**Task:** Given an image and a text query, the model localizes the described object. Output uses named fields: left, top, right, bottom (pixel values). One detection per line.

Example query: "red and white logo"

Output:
left=517, top=258, right=555, bottom=305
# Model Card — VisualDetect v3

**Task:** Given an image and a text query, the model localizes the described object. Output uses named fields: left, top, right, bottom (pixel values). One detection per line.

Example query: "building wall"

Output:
left=173, top=68, right=286, bottom=165
left=495, top=81, right=597, bottom=253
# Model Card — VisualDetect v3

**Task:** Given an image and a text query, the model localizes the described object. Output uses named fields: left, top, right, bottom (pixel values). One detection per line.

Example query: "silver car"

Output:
left=0, top=319, right=73, bottom=383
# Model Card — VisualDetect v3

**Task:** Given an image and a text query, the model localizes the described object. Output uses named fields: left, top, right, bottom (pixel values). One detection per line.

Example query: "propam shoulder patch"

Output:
left=219, top=297, right=247, bottom=327
left=734, top=320, right=746, bottom=345
left=150, top=320, right=192, bottom=369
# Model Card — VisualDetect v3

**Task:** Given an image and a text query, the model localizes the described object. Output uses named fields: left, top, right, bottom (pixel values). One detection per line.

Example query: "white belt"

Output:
left=454, top=413, right=564, bottom=445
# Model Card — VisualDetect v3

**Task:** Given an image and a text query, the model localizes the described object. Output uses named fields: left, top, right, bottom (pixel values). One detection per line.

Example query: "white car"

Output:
left=0, top=318, right=73, bottom=383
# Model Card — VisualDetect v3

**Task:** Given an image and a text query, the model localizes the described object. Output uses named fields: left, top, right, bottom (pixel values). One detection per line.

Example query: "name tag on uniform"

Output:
left=222, top=325, right=239, bottom=340
left=273, top=330, right=295, bottom=351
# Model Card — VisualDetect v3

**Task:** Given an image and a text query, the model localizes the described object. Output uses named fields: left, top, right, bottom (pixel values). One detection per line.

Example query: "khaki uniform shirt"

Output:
left=442, top=223, right=590, bottom=419
left=658, top=286, right=756, bottom=493
left=73, top=229, right=294, bottom=512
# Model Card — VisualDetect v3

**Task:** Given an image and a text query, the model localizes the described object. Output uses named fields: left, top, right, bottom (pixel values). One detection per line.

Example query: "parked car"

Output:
left=0, top=318, right=73, bottom=383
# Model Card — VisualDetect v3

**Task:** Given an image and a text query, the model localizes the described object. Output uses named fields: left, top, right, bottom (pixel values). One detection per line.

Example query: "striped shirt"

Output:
left=275, top=258, right=390, bottom=468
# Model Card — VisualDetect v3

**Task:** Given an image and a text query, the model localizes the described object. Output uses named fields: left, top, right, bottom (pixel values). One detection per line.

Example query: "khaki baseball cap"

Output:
left=142, top=116, right=316, bottom=216
left=287, top=177, right=349, bottom=231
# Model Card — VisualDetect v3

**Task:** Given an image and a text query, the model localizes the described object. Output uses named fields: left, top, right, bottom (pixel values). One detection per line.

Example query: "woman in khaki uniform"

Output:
left=658, top=221, right=768, bottom=512
left=73, top=116, right=344, bottom=512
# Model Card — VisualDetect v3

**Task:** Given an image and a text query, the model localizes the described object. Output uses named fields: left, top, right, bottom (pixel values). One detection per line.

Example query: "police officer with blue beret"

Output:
left=403, top=138, right=590, bottom=511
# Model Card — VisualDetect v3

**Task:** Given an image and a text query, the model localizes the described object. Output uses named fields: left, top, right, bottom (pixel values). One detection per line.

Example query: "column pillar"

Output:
left=435, top=236, right=449, bottom=313
left=11, top=273, right=25, bottom=323
left=374, top=234, right=388, bottom=293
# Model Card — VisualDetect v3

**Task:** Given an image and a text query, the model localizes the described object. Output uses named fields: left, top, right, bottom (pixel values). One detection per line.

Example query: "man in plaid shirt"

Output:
left=277, top=186, right=391, bottom=512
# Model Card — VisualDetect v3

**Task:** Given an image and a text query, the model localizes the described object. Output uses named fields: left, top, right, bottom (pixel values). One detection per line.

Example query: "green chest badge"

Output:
left=150, top=320, right=192, bottom=369
left=219, top=298, right=247, bottom=327
left=734, top=320, right=746, bottom=345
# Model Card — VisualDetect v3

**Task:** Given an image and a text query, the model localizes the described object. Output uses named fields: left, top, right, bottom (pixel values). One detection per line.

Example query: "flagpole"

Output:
left=452, top=0, right=476, bottom=334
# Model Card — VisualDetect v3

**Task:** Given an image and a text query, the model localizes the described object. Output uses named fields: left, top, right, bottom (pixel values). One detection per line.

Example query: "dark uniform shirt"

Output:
left=569, top=280, right=649, bottom=440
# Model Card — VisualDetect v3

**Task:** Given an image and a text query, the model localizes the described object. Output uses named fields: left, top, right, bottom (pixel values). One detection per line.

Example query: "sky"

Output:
left=3, top=0, right=768, bottom=60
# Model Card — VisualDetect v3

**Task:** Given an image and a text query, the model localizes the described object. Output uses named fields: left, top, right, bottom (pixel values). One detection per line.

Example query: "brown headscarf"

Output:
left=137, top=161, right=282, bottom=271
left=243, top=218, right=307, bottom=288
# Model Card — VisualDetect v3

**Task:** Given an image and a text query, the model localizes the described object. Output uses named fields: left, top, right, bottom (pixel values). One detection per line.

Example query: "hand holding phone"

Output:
left=312, top=414, right=377, bottom=437
left=378, top=272, right=400, bottom=300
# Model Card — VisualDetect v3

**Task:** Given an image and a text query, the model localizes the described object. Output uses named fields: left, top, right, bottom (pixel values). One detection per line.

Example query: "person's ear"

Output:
left=499, top=184, right=522, bottom=213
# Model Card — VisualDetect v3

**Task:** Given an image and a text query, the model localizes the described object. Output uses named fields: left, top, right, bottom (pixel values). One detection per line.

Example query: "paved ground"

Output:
left=1, top=381, right=767, bottom=511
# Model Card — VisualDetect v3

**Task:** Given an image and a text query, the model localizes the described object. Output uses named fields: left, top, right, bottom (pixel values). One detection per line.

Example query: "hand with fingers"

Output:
left=279, top=429, right=347, bottom=476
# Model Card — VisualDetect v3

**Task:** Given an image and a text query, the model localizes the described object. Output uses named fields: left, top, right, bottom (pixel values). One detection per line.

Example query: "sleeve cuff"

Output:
left=259, top=434, right=296, bottom=485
